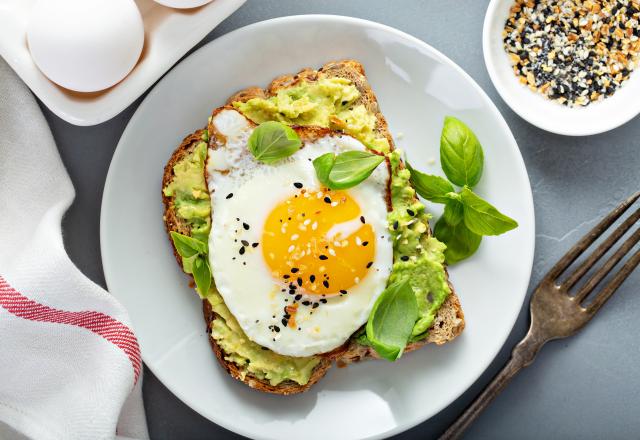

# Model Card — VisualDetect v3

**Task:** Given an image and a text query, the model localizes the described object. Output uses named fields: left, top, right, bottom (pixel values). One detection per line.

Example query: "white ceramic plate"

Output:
left=483, top=0, right=640, bottom=136
left=101, top=15, right=535, bottom=440
left=0, top=0, right=244, bottom=126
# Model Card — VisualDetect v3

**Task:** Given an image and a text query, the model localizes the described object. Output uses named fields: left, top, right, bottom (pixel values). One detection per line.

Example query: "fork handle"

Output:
left=439, top=332, right=545, bottom=439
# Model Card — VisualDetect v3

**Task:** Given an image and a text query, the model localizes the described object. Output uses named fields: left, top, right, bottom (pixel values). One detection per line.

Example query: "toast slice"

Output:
left=162, top=60, right=465, bottom=394
left=225, top=60, right=465, bottom=363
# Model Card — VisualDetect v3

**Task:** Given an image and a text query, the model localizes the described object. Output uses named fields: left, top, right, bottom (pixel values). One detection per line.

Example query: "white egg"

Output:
left=206, top=109, right=393, bottom=357
left=153, top=0, right=213, bottom=8
left=27, top=0, right=144, bottom=92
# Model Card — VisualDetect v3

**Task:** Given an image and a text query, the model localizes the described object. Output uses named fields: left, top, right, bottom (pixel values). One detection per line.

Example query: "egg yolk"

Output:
left=262, top=188, right=376, bottom=295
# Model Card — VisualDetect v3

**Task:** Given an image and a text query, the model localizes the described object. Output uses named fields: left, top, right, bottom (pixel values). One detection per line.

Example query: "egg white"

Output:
left=206, top=109, right=393, bottom=357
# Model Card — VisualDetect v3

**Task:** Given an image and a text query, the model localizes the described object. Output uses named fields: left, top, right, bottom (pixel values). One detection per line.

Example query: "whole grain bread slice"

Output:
left=225, top=60, right=465, bottom=363
left=162, top=60, right=465, bottom=394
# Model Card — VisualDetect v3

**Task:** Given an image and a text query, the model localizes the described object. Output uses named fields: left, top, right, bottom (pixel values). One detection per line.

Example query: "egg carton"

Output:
left=0, top=0, right=245, bottom=126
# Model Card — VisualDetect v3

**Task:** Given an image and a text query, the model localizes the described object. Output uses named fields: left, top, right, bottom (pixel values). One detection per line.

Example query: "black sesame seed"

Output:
left=243, top=222, right=250, bottom=230
left=297, top=277, right=303, bottom=286
left=362, top=241, right=369, bottom=246
left=295, top=294, right=302, bottom=300
left=283, top=274, right=290, bottom=279
left=393, top=220, right=399, bottom=230
left=241, top=240, right=249, bottom=246
left=281, top=318, right=288, bottom=326
left=400, top=255, right=409, bottom=261
left=289, top=290, right=296, bottom=295
left=366, top=261, right=373, bottom=269
left=312, top=303, right=319, bottom=309
left=319, top=255, right=328, bottom=260
left=302, top=300, right=311, bottom=306
left=274, top=326, right=280, bottom=332
left=239, top=247, right=245, bottom=255
left=320, top=299, right=327, bottom=304
left=407, top=209, right=415, bottom=216
left=309, top=275, right=316, bottom=282
left=293, top=182, right=303, bottom=189
left=323, top=197, right=331, bottom=204
left=323, top=280, right=329, bottom=288
left=360, top=215, right=365, bottom=223
left=252, top=242, right=259, bottom=248
left=226, top=193, right=233, bottom=199
left=340, top=289, right=347, bottom=295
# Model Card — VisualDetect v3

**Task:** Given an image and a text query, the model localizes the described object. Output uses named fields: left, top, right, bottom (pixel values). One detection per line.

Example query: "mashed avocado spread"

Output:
left=209, top=291, right=321, bottom=386
left=234, top=77, right=390, bottom=152
left=163, top=77, right=449, bottom=385
left=162, top=139, right=211, bottom=243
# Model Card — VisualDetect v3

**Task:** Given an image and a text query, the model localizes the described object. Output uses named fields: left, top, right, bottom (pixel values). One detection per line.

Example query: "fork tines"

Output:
left=546, top=191, right=640, bottom=313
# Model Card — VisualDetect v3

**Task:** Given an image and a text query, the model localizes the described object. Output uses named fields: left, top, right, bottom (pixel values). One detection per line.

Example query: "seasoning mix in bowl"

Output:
left=503, top=0, right=640, bottom=106
left=484, top=0, right=640, bottom=135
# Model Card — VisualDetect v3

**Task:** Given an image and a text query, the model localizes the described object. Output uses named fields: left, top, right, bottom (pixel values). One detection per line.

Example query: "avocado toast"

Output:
left=162, top=60, right=464, bottom=394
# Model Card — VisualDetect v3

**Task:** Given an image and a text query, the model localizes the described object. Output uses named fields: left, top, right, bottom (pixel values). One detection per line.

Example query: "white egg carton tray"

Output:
left=0, top=0, right=245, bottom=126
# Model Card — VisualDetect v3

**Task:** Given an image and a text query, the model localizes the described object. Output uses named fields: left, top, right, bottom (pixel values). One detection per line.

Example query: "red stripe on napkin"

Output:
left=0, top=276, right=141, bottom=382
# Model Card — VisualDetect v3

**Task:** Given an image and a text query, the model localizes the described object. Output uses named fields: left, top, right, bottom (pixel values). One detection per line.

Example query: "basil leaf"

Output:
left=314, top=150, right=384, bottom=190
left=248, top=121, right=301, bottom=164
left=460, top=187, right=518, bottom=236
left=442, top=199, right=464, bottom=226
left=366, top=280, right=418, bottom=361
left=407, top=162, right=455, bottom=204
left=434, top=216, right=482, bottom=264
left=192, top=255, right=212, bottom=298
left=312, top=152, right=336, bottom=188
left=170, top=231, right=208, bottom=258
left=440, top=116, right=484, bottom=188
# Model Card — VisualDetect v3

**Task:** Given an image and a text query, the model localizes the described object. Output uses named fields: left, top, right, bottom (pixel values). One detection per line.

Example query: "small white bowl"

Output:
left=483, top=0, right=640, bottom=136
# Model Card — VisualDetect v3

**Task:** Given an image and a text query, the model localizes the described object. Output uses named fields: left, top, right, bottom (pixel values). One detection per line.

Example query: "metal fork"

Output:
left=441, top=192, right=640, bottom=439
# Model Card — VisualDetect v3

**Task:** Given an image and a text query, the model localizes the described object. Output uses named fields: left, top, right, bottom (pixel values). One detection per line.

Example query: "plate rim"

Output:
left=101, top=13, right=536, bottom=439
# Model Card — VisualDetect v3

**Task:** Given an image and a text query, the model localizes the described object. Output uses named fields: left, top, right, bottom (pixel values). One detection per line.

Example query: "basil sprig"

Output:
left=459, top=187, right=518, bottom=236
left=365, top=280, right=418, bottom=361
left=248, top=121, right=301, bottom=164
left=313, top=150, right=384, bottom=190
left=406, top=161, right=454, bottom=204
left=440, top=116, right=484, bottom=187
left=409, top=116, right=517, bottom=263
left=170, top=231, right=211, bottom=297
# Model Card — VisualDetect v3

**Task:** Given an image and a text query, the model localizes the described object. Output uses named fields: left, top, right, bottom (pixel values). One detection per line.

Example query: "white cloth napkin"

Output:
left=0, top=59, right=149, bottom=440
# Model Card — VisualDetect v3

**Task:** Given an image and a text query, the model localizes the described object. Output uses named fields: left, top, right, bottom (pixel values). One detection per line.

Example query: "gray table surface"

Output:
left=41, top=0, right=640, bottom=439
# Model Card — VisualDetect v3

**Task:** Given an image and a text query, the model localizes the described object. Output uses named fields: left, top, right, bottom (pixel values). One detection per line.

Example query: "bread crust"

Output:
left=162, top=59, right=465, bottom=395
left=162, top=129, right=207, bottom=269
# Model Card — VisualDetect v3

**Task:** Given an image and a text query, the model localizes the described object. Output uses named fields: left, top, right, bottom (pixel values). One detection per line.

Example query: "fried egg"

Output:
left=206, top=109, right=393, bottom=357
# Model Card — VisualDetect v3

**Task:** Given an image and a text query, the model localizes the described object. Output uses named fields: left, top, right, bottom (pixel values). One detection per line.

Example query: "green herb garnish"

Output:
left=170, top=231, right=211, bottom=297
left=408, top=116, right=517, bottom=263
left=313, top=150, right=384, bottom=190
left=459, top=187, right=518, bottom=236
left=248, top=121, right=301, bottom=164
left=365, top=280, right=418, bottom=361
left=440, top=116, right=484, bottom=187
left=405, top=161, right=455, bottom=204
